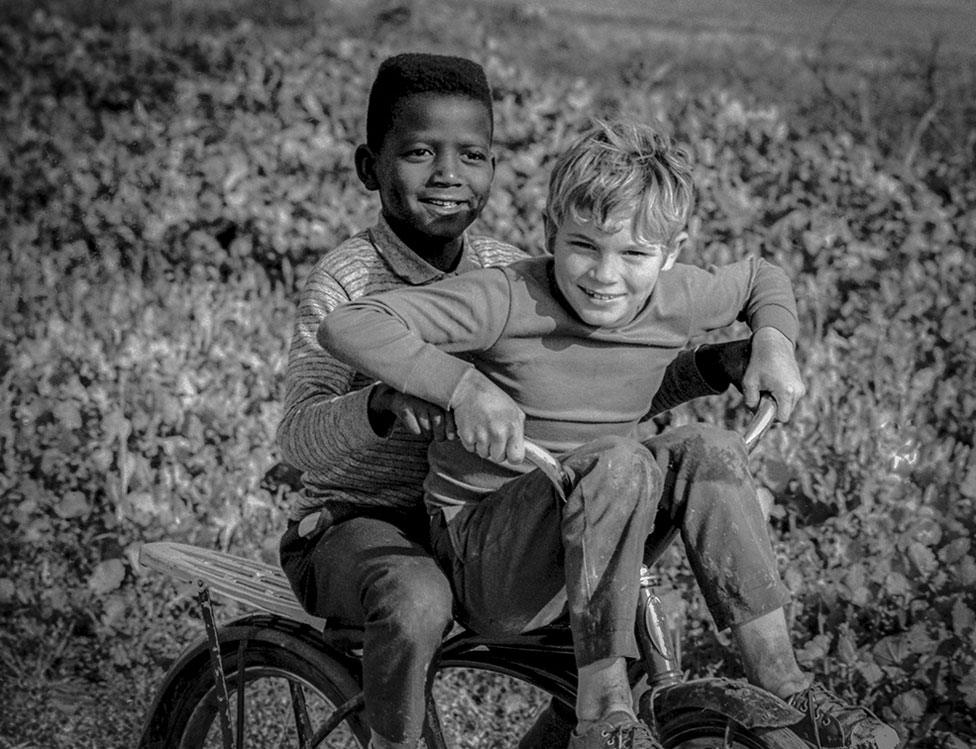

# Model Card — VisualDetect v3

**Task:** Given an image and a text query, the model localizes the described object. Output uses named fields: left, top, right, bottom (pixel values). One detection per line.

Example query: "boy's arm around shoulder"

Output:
left=319, top=267, right=528, bottom=463
left=277, top=262, right=395, bottom=473
left=318, top=267, right=513, bottom=410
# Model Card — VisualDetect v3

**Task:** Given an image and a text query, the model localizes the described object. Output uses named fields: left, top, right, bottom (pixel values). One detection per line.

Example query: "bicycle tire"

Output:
left=140, top=617, right=368, bottom=749
left=658, top=709, right=807, bottom=749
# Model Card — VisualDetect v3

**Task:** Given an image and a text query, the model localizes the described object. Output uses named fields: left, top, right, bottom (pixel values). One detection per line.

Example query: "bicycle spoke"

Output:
left=235, top=641, right=246, bottom=749
left=723, top=718, right=733, bottom=748
left=289, top=679, right=313, bottom=749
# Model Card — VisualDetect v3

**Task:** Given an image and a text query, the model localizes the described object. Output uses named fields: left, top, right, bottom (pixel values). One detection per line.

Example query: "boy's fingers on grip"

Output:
left=427, top=411, right=447, bottom=441
left=505, top=429, right=525, bottom=465
left=485, top=421, right=517, bottom=463
left=444, top=412, right=458, bottom=441
left=742, top=374, right=761, bottom=409
left=400, top=411, right=423, bottom=436
left=773, top=383, right=802, bottom=421
left=457, top=423, right=479, bottom=454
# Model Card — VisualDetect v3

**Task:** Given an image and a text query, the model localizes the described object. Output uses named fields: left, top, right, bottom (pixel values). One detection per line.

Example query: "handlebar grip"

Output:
left=742, top=394, right=777, bottom=453
left=523, top=441, right=570, bottom=500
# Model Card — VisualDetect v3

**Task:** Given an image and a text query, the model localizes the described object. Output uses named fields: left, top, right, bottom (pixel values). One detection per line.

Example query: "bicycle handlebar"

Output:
left=523, top=393, right=778, bottom=498
left=742, top=394, right=777, bottom=452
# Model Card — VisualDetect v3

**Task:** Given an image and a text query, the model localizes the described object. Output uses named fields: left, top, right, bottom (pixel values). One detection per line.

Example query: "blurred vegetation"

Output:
left=1, top=1, right=975, bottom=746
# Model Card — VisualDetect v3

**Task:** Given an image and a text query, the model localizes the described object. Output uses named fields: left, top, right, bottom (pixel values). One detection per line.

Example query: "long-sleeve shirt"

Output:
left=319, top=254, right=799, bottom=515
left=277, top=214, right=526, bottom=521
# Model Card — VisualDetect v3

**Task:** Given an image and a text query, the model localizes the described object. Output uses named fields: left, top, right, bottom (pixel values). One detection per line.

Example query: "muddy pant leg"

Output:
left=433, top=435, right=662, bottom=667
left=641, top=424, right=791, bottom=629
left=280, top=516, right=454, bottom=745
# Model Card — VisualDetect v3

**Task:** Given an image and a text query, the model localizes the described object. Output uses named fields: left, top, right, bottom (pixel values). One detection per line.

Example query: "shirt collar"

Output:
left=368, top=213, right=482, bottom=284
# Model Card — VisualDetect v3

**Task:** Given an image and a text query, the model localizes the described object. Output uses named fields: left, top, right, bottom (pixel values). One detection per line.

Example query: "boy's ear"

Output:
left=663, top=231, right=687, bottom=271
left=354, top=144, right=380, bottom=191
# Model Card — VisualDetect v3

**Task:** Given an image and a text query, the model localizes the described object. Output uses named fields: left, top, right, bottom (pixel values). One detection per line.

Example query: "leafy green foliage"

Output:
left=2, top=4, right=974, bottom=747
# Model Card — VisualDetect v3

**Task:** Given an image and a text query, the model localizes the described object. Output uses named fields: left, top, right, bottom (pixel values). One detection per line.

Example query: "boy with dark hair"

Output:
left=277, top=52, right=518, bottom=749
left=319, top=119, right=899, bottom=749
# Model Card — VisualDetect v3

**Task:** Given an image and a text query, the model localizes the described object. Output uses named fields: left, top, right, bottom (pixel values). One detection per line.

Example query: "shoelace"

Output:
left=600, top=724, right=660, bottom=749
left=791, top=686, right=876, bottom=749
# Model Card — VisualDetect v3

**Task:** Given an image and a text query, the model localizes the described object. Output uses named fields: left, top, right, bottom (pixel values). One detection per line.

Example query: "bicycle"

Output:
left=138, top=343, right=809, bottom=749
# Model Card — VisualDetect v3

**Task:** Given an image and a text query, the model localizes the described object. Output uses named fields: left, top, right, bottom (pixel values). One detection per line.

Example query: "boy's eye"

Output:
left=568, top=241, right=597, bottom=253
left=627, top=244, right=665, bottom=258
left=461, top=149, right=488, bottom=162
left=402, top=148, right=433, bottom=160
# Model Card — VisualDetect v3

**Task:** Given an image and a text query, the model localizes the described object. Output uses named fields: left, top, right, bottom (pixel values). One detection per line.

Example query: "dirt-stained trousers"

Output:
left=429, top=424, right=792, bottom=667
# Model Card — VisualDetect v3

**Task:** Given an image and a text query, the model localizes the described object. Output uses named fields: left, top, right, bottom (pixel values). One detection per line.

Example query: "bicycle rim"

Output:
left=162, top=641, right=367, bottom=748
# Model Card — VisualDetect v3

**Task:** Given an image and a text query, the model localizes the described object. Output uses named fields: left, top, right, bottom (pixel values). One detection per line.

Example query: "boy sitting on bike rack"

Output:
left=319, top=119, right=900, bottom=749
left=276, top=53, right=738, bottom=749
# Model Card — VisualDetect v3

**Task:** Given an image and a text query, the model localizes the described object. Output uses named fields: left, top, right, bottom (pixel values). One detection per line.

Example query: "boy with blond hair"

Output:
left=320, top=120, right=898, bottom=749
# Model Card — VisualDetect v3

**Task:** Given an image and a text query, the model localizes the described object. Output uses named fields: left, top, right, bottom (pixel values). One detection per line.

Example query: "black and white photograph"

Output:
left=2, top=1, right=974, bottom=747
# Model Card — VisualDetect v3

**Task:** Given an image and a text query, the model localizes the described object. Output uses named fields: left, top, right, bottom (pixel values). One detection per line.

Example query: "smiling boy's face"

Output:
left=549, top=214, right=679, bottom=329
left=357, top=93, right=494, bottom=262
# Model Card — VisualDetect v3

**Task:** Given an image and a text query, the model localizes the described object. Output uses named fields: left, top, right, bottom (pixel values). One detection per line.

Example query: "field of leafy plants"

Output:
left=2, top=1, right=975, bottom=747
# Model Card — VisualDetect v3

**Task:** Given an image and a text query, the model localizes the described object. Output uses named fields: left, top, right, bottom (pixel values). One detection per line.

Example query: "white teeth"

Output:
left=427, top=199, right=460, bottom=207
left=583, top=289, right=618, bottom=301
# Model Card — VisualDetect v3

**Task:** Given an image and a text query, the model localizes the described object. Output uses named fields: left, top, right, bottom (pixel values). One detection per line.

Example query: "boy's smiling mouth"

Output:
left=580, top=287, right=623, bottom=302
left=422, top=198, right=465, bottom=209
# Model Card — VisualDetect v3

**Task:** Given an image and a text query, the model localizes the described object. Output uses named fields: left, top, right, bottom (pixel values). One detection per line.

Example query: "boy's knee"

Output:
left=571, top=435, right=661, bottom=504
left=375, top=573, right=454, bottom=645
left=666, top=424, right=750, bottom=482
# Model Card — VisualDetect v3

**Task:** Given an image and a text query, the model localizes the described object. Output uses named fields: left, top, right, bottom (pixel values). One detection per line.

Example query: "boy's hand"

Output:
left=742, top=327, right=806, bottom=422
left=369, top=384, right=457, bottom=441
left=449, top=370, right=525, bottom=464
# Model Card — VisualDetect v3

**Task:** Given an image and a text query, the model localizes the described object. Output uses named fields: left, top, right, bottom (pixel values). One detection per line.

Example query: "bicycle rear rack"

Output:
left=141, top=542, right=332, bottom=749
left=140, top=541, right=325, bottom=630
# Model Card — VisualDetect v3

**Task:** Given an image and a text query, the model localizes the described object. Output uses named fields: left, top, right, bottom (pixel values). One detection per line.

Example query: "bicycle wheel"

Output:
left=658, top=710, right=806, bottom=749
left=141, top=619, right=368, bottom=749
left=423, top=627, right=577, bottom=749
left=426, top=666, right=564, bottom=749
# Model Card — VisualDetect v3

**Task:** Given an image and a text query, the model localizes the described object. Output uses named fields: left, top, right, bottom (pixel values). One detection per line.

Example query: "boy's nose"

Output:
left=431, top=153, right=461, bottom=183
left=590, top=256, right=619, bottom=283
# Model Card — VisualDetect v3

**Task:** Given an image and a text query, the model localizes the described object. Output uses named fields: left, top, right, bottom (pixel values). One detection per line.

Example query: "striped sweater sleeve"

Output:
left=276, top=257, right=386, bottom=474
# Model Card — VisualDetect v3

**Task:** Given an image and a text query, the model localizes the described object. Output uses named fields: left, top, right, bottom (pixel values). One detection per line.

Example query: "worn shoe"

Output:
left=566, top=711, right=662, bottom=749
left=787, top=683, right=899, bottom=749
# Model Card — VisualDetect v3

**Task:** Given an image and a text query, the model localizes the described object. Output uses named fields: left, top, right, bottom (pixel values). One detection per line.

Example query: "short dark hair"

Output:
left=366, top=53, right=493, bottom=150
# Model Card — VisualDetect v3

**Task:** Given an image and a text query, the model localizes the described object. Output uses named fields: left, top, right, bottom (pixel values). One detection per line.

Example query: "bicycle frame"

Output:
left=139, top=394, right=800, bottom=748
